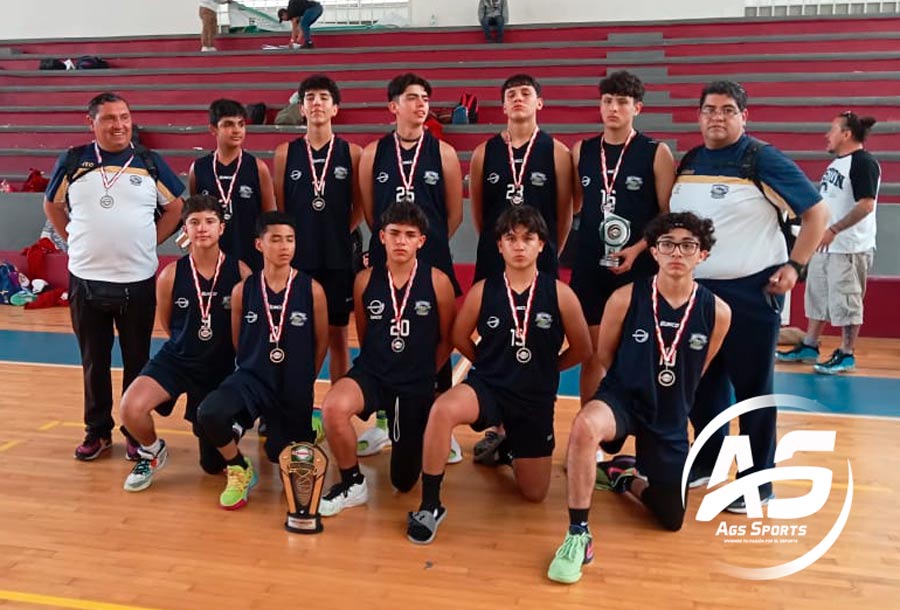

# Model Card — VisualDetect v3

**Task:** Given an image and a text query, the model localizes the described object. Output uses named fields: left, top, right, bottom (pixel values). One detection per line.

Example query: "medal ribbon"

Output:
left=93, top=141, right=135, bottom=193
left=188, top=251, right=224, bottom=326
left=213, top=149, right=243, bottom=219
left=506, top=128, right=540, bottom=195
left=503, top=271, right=538, bottom=344
left=651, top=276, right=699, bottom=368
left=393, top=132, right=424, bottom=195
left=599, top=129, right=635, bottom=210
left=305, top=134, right=335, bottom=198
left=387, top=259, right=418, bottom=325
left=261, top=269, right=296, bottom=346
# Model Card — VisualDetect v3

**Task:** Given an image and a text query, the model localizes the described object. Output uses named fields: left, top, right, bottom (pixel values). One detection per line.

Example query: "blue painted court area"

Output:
left=2, top=329, right=899, bottom=418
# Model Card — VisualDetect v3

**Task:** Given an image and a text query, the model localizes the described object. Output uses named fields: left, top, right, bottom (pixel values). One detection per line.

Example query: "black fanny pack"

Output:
left=83, top=279, right=130, bottom=312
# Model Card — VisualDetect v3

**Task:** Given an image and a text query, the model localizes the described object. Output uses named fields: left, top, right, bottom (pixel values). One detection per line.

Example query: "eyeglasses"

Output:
left=700, top=106, right=742, bottom=118
left=656, top=240, right=701, bottom=255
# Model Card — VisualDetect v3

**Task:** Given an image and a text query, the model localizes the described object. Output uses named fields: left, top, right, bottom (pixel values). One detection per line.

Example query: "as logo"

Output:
left=367, top=299, right=385, bottom=319
left=414, top=300, right=432, bottom=316
left=290, top=311, right=307, bottom=327
left=239, top=185, right=253, bottom=199
left=530, top=172, right=547, bottom=187
left=625, top=175, right=643, bottom=191
left=711, top=184, right=729, bottom=199
left=581, top=175, right=591, bottom=187
left=632, top=329, right=649, bottom=343
left=487, top=172, right=500, bottom=185
left=376, top=172, right=390, bottom=184
left=334, top=166, right=348, bottom=180
left=129, top=175, right=143, bottom=186
left=688, top=333, right=708, bottom=350
left=175, top=297, right=189, bottom=309
left=685, top=395, right=853, bottom=580
left=486, top=316, right=500, bottom=329
left=244, top=311, right=258, bottom=324
left=534, top=312, right=553, bottom=329
left=290, top=170, right=302, bottom=181
left=423, top=171, right=440, bottom=185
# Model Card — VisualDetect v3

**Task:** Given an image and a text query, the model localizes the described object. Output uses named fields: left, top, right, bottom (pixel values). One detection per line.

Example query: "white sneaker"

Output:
left=123, top=441, right=168, bottom=492
left=200, top=46, right=217, bottom=52
left=447, top=434, right=463, bottom=464
left=319, top=478, right=368, bottom=517
left=357, top=425, right=390, bottom=457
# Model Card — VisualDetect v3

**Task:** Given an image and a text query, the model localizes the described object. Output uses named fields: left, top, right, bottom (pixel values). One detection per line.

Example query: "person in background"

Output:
left=278, top=0, right=324, bottom=49
left=199, top=0, right=231, bottom=52
left=478, top=0, right=509, bottom=43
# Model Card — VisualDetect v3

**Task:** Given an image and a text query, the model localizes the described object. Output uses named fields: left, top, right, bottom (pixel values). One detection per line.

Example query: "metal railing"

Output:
left=224, top=0, right=412, bottom=26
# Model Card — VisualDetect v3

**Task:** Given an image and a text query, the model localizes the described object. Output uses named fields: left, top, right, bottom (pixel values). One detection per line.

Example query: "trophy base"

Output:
left=285, top=513, right=323, bottom=534
left=599, top=257, right=621, bottom=268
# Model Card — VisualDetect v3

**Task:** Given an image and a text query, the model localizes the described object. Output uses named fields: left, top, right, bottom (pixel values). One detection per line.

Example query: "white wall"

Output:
left=1, top=0, right=745, bottom=41
left=411, top=0, right=745, bottom=27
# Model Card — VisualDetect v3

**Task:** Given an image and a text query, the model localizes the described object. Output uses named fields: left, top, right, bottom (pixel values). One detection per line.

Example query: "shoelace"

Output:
left=225, top=466, right=247, bottom=491
left=556, top=534, right=585, bottom=560
left=131, top=459, right=152, bottom=476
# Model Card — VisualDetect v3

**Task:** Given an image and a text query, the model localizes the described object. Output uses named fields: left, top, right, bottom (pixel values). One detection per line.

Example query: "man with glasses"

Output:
left=547, top=212, right=731, bottom=584
left=669, top=80, right=828, bottom=513
left=777, top=111, right=880, bottom=374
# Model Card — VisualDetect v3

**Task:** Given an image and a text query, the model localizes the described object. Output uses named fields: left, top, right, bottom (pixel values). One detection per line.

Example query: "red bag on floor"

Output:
left=21, top=168, right=49, bottom=193
left=20, top=237, right=59, bottom=280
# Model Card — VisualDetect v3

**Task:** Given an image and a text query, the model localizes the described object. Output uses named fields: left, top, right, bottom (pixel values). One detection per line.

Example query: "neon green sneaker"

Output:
left=312, top=408, right=325, bottom=444
left=219, top=457, right=258, bottom=510
left=547, top=528, right=594, bottom=584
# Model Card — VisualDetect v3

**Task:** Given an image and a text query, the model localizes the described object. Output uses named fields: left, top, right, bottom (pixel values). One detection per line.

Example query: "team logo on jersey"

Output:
left=290, top=311, right=307, bottom=327
left=625, top=176, right=643, bottom=191
left=376, top=172, right=390, bottom=184
left=632, top=328, right=649, bottom=343
left=660, top=320, right=680, bottom=329
left=711, top=184, right=729, bottom=199
left=222, top=296, right=232, bottom=310
left=175, top=297, right=189, bottom=309
left=129, top=175, right=143, bottom=186
left=486, top=316, right=500, bottom=329
left=244, top=311, right=258, bottom=324
left=334, top=166, right=349, bottom=180
left=239, top=185, right=253, bottom=199
left=290, top=169, right=302, bottom=181
left=487, top=172, right=501, bottom=185
left=530, top=172, right=547, bottom=187
left=535, top=312, right=553, bottom=329
left=367, top=299, right=385, bottom=319
left=414, top=300, right=432, bottom=316
left=201, top=189, right=210, bottom=196
left=423, top=171, right=440, bottom=185
left=581, top=176, right=591, bottom=187
left=689, top=333, right=708, bottom=350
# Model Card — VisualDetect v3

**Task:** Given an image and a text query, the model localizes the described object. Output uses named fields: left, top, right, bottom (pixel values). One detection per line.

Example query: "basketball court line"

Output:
left=0, top=589, right=163, bottom=610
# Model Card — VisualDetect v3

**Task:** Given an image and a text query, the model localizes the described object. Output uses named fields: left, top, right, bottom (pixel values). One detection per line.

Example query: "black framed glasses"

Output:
left=656, top=240, right=701, bottom=255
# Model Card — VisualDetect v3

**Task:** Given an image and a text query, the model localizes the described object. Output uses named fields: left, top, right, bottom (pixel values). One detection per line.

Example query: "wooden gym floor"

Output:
left=0, top=307, right=898, bottom=610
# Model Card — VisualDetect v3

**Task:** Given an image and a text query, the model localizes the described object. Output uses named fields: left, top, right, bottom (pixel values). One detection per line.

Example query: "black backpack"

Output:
left=246, top=103, right=267, bottom=125
left=676, top=137, right=800, bottom=253
left=39, top=58, right=65, bottom=70
left=75, top=56, right=109, bottom=70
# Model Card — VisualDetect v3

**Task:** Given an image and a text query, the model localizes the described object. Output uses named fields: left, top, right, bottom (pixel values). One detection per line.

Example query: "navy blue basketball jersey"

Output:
left=469, top=272, right=563, bottom=406
left=159, top=253, right=242, bottom=377
left=476, top=130, right=559, bottom=281
left=236, top=270, right=317, bottom=400
left=370, top=131, right=460, bottom=294
left=355, top=262, right=439, bottom=394
left=193, top=151, right=264, bottom=271
left=283, top=136, right=354, bottom=270
left=575, top=133, right=660, bottom=278
left=603, top=277, right=716, bottom=433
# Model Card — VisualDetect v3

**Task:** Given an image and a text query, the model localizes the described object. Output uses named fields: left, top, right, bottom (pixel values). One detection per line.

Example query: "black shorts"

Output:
left=140, top=351, right=230, bottom=422
left=593, top=384, right=688, bottom=486
left=465, top=375, right=555, bottom=459
left=346, top=366, right=433, bottom=444
left=305, top=267, right=353, bottom=327
left=570, top=260, right=654, bottom=326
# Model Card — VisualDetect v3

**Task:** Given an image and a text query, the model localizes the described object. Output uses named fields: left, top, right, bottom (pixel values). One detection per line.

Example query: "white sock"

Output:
left=142, top=438, right=162, bottom=456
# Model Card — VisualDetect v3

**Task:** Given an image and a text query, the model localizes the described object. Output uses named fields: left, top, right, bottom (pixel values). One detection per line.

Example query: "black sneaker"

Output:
left=688, top=467, right=713, bottom=489
left=407, top=506, right=447, bottom=544
left=725, top=492, right=775, bottom=514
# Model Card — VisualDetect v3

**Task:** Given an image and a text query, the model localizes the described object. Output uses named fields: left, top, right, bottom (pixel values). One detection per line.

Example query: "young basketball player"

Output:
left=190, top=99, right=276, bottom=271
left=195, top=211, right=329, bottom=510
left=570, top=71, right=675, bottom=402
left=406, top=206, right=592, bottom=544
left=357, top=73, right=464, bottom=460
left=274, top=74, right=362, bottom=384
left=547, top=212, right=731, bottom=584
left=468, top=74, right=574, bottom=464
left=317, top=202, right=457, bottom=516
left=119, top=195, right=251, bottom=492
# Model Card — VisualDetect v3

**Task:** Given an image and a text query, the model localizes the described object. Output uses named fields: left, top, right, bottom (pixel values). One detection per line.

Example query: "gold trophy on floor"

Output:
left=279, top=442, right=328, bottom=534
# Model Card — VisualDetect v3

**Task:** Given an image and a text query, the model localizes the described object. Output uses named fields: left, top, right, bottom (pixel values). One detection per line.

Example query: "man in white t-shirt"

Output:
left=199, top=0, right=231, bottom=52
left=777, top=111, right=880, bottom=374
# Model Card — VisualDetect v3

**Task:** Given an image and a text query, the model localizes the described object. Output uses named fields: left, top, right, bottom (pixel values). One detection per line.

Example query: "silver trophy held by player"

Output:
left=599, top=210, right=630, bottom=268
left=279, top=442, right=329, bottom=533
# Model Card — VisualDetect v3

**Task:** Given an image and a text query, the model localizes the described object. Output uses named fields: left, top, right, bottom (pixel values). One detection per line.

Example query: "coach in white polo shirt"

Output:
left=43, top=92, right=185, bottom=461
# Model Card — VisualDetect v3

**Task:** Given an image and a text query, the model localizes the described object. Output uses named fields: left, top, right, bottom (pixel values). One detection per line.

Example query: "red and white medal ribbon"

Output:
left=503, top=271, right=538, bottom=364
left=188, top=251, right=224, bottom=340
left=261, top=270, right=296, bottom=362
left=599, top=129, right=635, bottom=213
left=94, top=141, right=135, bottom=204
left=651, top=276, right=698, bottom=386
left=387, top=260, right=418, bottom=353
left=213, top=149, right=243, bottom=220
left=505, top=128, right=540, bottom=205
left=393, top=132, right=424, bottom=202
left=305, top=134, right=334, bottom=210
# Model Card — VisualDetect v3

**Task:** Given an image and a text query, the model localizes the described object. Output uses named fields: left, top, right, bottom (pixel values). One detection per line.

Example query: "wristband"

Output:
left=829, top=226, right=839, bottom=235
left=787, top=259, right=806, bottom=276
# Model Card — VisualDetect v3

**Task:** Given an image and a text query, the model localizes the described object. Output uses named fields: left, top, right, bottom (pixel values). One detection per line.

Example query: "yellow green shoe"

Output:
left=219, top=457, right=258, bottom=510
left=312, top=409, right=325, bottom=444
left=547, top=528, right=594, bottom=584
